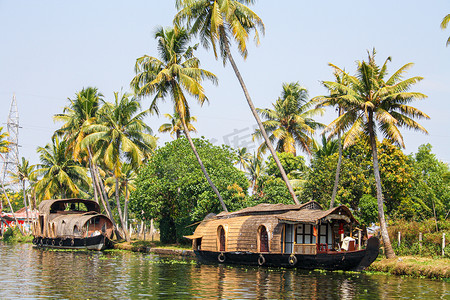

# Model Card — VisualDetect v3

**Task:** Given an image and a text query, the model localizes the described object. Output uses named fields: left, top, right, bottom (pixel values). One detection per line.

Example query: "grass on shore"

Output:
left=368, top=256, right=450, bottom=280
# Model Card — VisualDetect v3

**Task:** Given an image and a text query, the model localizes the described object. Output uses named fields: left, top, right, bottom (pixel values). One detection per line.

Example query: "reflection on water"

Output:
left=0, top=243, right=447, bottom=299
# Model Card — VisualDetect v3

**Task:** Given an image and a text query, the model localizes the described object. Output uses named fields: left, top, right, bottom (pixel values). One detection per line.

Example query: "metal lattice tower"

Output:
left=2, top=95, right=20, bottom=190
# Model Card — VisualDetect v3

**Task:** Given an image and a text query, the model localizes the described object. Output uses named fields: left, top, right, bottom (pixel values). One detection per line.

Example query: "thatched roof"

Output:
left=39, top=198, right=100, bottom=215
left=216, top=201, right=322, bottom=218
left=277, top=205, right=358, bottom=224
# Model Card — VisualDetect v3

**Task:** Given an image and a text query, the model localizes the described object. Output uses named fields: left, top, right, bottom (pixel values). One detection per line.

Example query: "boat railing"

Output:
left=293, top=244, right=316, bottom=255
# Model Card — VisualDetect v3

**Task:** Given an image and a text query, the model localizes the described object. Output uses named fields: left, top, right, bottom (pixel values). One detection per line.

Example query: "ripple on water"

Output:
left=0, top=243, right=448, bottom=299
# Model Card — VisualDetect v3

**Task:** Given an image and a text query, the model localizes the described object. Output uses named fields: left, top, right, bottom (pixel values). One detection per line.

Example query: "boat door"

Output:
left=283, top=224, right=295, bottom=254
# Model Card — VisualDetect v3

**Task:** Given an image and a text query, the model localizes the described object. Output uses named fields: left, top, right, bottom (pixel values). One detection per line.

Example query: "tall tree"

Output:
left=313, top=71, right=348, bottom=209
left=321, top=49, right=429, bottom=258
left=254, top=82, right=323, bottom=156
left=440, top=14, right=450, bottom=46
left=82, top=92, right=157, bottom=241
left=131, top=26, right=228, bottom=212
left=8, top=157, right=36, bottom=224
left=159, top=111, right=197, bottom=139
left=174, top=0, right=300, bottom=204
left=54, top=87, right=118, bottom=231
left=34, top=136, right=90, bottom=200
left=236, top=147, right=252, bottom=171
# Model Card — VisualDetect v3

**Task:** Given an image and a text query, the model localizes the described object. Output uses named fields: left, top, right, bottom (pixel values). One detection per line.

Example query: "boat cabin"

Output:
left=186, top=201, right=361, bottom=255
left=33, top=198, right=113, bottom=240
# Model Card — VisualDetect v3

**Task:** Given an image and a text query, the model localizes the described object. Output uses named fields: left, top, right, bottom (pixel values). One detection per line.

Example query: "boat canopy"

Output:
left=39, top=198, right=101, bottom=215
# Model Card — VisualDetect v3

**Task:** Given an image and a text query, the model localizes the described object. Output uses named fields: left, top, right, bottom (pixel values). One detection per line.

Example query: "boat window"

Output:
left=65, top=202, right=88, bottom=212
left=296, top=224, right=316, bottom=244
left=259, top=226, right=269, bottom=252
left=217, top=226, right=226, bottom=252
left=74, top=225, right=80, bottom=236
left=39, top=216, right=44, bottom=234
left=284, top=224, right=294, bottom=254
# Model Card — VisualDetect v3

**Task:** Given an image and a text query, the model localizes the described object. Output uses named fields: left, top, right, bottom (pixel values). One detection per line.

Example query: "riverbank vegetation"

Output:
left=1, top=1, right=448, bottom=261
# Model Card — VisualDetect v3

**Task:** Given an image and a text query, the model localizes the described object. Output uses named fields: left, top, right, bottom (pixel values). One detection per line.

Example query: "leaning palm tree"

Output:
left=131, top=26, right=229, bottom=212
left=174, top=0, right=300, bottom=204
left=159, top=110, right=197, bottom=139
left=254, top=82, right=324, bottom=156
left=82, top=92, right=157, bottom=241
left=34, top=136, right=90, bottom=200
left=440, top=14, right=450, bottom=46
left=322, top=49, right=429, bottom=258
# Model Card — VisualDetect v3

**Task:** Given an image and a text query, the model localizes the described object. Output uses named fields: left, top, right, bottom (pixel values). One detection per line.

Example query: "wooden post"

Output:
left=419, top=232, right=422, bottom=253
left=443, top=233, right=446, bottom=257
left=358, top=230, right=361, bottom=250
left=398, top=231, right=401, bottom=248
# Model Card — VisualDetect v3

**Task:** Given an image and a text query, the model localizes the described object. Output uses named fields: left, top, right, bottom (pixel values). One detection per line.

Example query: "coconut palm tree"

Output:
left=322, top=50, right=429, bottom=258
left=8, top=157, right=36, bottom=224
left=130, top=26, right=229, bottom=212
left=313, top=71, right=349, bottom=209
left=247, top=152, right=263, bottom=194
left=159, top=110, right=197, bottom=139
left=54, top=87, right=119, bottom=230
left=82, top=92, right=157, bottom=241
left=440, top=14, right=450, bottom=46
left=313, top=135, right=339, bottom=159
left=35, top=136, right=90, bottom=200
left=236, top=147, right=252, bottom=171
left=174, top=1, right=300, bottom=204
left=254, top=82, right=324, bottom=156
left=105, top=163, right=136, bottom=230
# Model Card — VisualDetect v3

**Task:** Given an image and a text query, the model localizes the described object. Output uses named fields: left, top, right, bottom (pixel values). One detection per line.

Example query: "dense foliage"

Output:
left=129, top=138, right=249, bottom=243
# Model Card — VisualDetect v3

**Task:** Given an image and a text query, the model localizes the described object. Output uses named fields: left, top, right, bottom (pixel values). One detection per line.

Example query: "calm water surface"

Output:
left=0, top=243, right=448, bottom=299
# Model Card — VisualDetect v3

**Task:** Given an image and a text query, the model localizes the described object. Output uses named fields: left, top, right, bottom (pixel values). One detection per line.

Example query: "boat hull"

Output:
left=32, top=234, right=112, bottom=251
left=195, top=237, right=379, bottom=271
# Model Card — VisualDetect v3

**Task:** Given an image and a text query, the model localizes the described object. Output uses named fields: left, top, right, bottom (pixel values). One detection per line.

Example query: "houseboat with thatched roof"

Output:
left=185, top=201, right=379, bottom=271
left=32, top=198, right=114, bottom=250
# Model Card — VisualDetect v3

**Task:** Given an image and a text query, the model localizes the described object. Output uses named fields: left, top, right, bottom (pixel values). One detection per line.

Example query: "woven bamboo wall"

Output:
left=193, top=215, right=283, bottom=253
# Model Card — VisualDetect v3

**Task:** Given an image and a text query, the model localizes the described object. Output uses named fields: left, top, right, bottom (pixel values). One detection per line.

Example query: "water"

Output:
left=0, top=243, right=448, bottom=299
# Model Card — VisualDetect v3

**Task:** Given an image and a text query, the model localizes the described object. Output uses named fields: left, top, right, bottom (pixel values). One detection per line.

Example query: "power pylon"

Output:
left=1, top=95, right=20, bottom=190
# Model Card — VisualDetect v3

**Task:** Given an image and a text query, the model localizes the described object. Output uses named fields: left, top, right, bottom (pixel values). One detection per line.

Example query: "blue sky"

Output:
left=0, top=0, right=449, bottom=165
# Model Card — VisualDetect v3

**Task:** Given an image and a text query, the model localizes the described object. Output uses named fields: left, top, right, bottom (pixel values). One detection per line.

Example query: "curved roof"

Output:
left=277, top=205, right=358, bottom=224
left=38, top=198, right=101, bottom=215
left=215, top=200, right=322, bottom=218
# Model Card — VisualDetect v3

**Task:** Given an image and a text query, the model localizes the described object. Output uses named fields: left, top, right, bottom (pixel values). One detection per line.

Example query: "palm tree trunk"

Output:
left=368, top=112, right=395, bottom=258
left=22, top=180, right=29, bottom=228
left=91, top=162, right=122, bottom=240
left=115, top=175, right=130, bottom=241
left=224, top=42, right=300, bottom=205
left=330, top=107, right=343, bottom=209
left=181, top=119, right=228, bottom=212
left=88, top=156, right=99, bottom=204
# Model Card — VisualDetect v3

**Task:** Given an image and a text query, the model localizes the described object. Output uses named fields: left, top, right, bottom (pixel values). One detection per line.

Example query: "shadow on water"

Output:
left=0, top=243, right=448, bottom=299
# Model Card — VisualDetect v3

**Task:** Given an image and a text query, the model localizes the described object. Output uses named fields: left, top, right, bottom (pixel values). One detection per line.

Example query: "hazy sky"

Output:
left=1, top=0, right=449, bottom=166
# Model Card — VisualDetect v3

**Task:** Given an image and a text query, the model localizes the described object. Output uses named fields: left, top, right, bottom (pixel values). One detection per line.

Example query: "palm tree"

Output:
left=105, top=163, right=136, bottom=231
left=174, top=1, right=300, bottom=204
left=34, top=136, right=90, bottom=200
left=440, top=14, right=450, bottom=46
left=313, top=71, right=348, bottom=209
left=54, top=87, right=118, bottom=230
left=82, top=92, right=157, bottom=241
left=313, top=135, right=339, bottom=159
left=8, top=157, right=36, bottom=224
left=254, top=82, right=324, bottom=156
left=322, top=50, right=429, bottom=258
left=247, top=152, right=263, bottom=194
left=236, top=147, right=252, bottom=171
left=130, top=26, right=229, bottom=212
left=0, top=127, right=9, bottom=153
left=159, top=110, right=197, bottom=139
